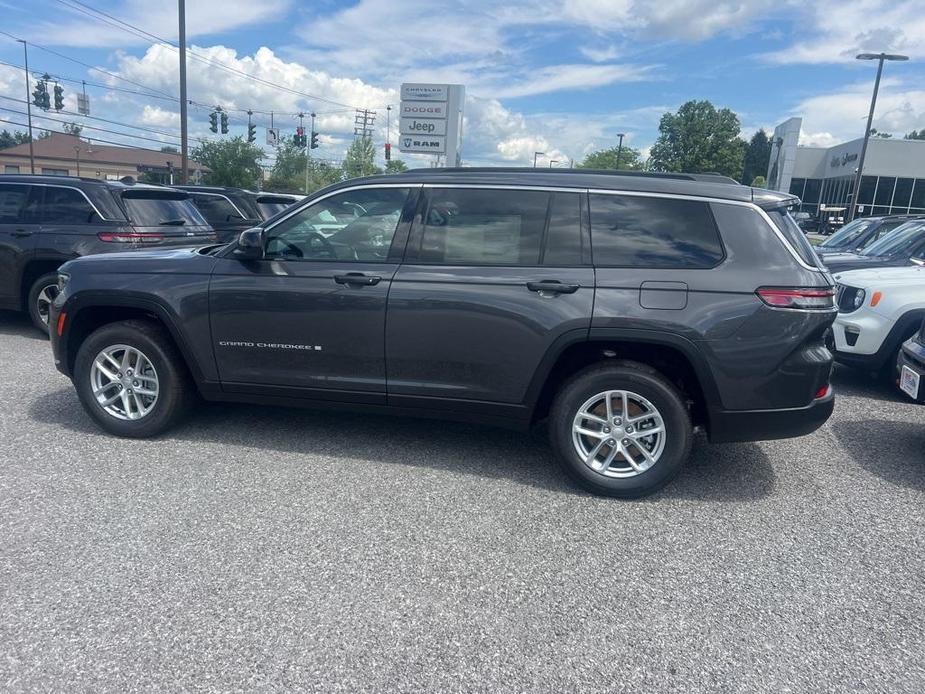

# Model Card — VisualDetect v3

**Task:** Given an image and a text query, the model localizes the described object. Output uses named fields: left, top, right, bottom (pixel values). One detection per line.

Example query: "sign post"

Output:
left=398, top=83, right=465, bottom=166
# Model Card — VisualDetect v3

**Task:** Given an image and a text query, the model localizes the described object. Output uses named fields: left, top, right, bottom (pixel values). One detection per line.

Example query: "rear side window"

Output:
left=419, top=188, right=549, bottom=265
left=122, top=193, right=208, bottom=227
left=767, top=208, right=821, bottom=268
left=542, top=192, right=582, bottom=266
left=40, top=187, right=95, bottom=224
left=191, top=194, right=244, bottom=224
left=589, top=194, right=724, bottom=268
left=0, top=184, right=32, bottom=223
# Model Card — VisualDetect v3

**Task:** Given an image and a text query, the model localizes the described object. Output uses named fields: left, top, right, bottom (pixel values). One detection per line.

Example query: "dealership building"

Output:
left=766, top=116, right=925, bottom=218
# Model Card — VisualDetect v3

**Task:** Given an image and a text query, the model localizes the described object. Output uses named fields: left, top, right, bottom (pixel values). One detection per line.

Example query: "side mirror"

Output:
left=235, top=227, right=265, bottom=260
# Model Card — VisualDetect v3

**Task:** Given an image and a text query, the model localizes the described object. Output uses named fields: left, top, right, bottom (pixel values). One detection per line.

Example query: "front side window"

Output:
left=819, top=218, right=872, bottom=249
left=40, top=187, right=95, bottom=224
left=589, top=194, right=724, bottom=268
left=265, top=187, right=410, bottom=262
left=0, top=184, right=32, bottom=223
left=122, top=192, right=208, bottom=227
left=418, top=188, right=549, bottom=265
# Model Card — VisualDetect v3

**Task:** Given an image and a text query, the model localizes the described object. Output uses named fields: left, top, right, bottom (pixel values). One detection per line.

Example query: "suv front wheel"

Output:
left=73, top=320, right=194, bottom=437
left=550, top=361, right=692, bottom=498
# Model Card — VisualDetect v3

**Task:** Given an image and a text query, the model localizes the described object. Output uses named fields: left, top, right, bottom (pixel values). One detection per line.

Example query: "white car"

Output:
left=831, top=265, right=925, bottom=374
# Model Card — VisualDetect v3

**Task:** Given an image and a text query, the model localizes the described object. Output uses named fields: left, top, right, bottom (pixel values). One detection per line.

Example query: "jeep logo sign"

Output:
left=400, top=117, right=447, bottom=136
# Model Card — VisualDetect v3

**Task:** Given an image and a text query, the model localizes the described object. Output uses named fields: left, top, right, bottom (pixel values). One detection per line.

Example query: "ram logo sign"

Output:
left=400, top=136, right=446, bottom=153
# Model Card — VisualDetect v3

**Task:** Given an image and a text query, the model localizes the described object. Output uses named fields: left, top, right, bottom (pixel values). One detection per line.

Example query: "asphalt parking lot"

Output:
left=1, top=311, right=923, bottom=693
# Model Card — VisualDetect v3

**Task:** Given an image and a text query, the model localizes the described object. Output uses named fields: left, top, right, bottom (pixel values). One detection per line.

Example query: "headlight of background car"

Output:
left=852, top=289, right=866, bottom=310
left=57, top=272, right=70, bottom=292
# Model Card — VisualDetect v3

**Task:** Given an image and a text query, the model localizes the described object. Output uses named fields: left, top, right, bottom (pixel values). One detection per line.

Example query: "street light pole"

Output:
left=74, top=145, right=80, bottom=176
left=18, top=40, right=35, bottom=174
left=533, top=151, right=545, bottom=168
left=848, top=52, right=908, bottom=221
left=616, top=133, right=625, bottom=169
left=549, top=160, right=558, bottom=168
left=178, top=0, right=189, bottom=184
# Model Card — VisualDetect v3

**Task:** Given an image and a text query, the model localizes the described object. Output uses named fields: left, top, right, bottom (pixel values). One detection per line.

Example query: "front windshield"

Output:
left=122, top=193, right=209, bottom=226
left=860, top=221, right=925, bottom=257
left=819, top=218, right=872, bottom=249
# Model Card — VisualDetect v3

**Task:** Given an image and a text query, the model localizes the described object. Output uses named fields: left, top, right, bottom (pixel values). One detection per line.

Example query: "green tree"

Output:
left=751, top=175, right=767, bottom=188
left=0, top=129, right=32, bottom=149
left=906, top=130, right=925, bottom=140
left=63, top=122, right=83, bottom=137
left=191, top=136, right=264, bottom=189
left=741, top=129, right=771, bottom=185
left=265, top=138, right=343, bottom=193
left=385, top=158, right=408, bottom=173
left=160, top=145, right=179, bottom=153
left=649, top=100, right=747, bottom=179
left=343, top=137, right=381, bottom=179
left=870, top=128, right=892, bottom=138
left=579, top=146, right=643, bottom=170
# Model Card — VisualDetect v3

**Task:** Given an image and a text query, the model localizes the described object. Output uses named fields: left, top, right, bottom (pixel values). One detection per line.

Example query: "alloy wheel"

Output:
left=89, top=344, right=160, bottom=421
left=36, top=284, right=59, bottom=326
left=571, top=389, right=666, bottom=478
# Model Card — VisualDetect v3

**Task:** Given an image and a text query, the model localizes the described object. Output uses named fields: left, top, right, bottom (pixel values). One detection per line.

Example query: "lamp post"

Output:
left=616, top=133, right=625, bottom=169
left=74, top=145, right=80, bottom=176
left=533, top=151, right=545, bottom=168
left=848, top=52, right=909, bottom=221
left=548, top=160, right=558, bottom=168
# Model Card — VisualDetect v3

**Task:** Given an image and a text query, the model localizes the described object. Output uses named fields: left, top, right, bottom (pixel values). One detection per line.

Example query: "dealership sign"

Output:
left=400, top=117, right=447, bottom=136
left=398, top=82, right=465, bottom=164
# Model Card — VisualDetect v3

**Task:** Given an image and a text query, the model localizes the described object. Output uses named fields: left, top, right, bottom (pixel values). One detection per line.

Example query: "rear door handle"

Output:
left=334, top=272, right=382, bottom=286
left=526, top=280, right=580, bottom=295
left=11, top=229, right=32, bottom=238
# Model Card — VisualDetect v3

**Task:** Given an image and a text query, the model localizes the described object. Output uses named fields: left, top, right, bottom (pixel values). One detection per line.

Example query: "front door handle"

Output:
left=334, top=272, right=382, bottom=286
left=526, top=280, right=580, bottom=295
left=11, top=229, right=32, bottom=238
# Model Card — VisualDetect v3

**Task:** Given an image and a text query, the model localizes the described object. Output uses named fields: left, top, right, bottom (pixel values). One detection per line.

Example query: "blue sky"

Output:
left=0, top=0, right=922, bottom=168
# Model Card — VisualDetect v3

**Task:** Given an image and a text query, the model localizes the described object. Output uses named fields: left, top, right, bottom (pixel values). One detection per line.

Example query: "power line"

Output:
left=51, top=0, right=365, bottom=111
left=0, top=116, right=192, bottom=156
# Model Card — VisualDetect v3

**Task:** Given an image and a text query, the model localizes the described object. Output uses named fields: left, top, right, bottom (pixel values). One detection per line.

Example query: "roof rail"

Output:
left=401, top=167, right=741, bottom=185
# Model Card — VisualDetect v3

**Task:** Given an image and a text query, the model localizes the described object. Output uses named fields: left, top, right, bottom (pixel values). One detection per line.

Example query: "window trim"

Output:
left=262, top=184, right=419, bottom=263
left=0, top=181, right=111, bottom=221
left=587, top=191, right=727, bottom=270
left=188, top=191, right=247, bottom=218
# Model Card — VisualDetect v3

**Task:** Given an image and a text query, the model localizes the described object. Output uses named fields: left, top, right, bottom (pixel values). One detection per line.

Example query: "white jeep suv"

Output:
left=831, top=265, right=925, bottom=374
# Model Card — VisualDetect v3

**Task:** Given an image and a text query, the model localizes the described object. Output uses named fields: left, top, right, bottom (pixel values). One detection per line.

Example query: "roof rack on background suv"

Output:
left=403, top=167, right=742, bottom=185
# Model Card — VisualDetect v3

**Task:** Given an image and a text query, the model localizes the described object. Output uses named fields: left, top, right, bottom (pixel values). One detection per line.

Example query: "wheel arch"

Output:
left=20, top=257, right=71, bottom=311
left=526, top=328, right=720, bottom=432
left=63, top=295, right=205, bottom=386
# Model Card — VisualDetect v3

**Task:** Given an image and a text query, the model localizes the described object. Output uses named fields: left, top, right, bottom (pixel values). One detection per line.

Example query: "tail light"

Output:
left=756, top=287, right=835, bottom=310
left=814, top=384, right=831, bottom=399
left=98, top=232, right=164, bottom=243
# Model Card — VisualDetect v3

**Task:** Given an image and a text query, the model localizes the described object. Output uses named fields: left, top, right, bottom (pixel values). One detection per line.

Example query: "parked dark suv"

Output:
left=0, top=175, right=215, bottom=332
left=49, top=169, right=837, bottom=497
left=174, top=185, right=263, bottom=242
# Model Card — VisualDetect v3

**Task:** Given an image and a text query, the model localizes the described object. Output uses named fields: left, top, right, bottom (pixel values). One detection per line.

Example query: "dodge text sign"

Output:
left=400, top=117, right=447, bottom=136
left=400, top=101, right=448, bottom=118
left=400, top=135, right=446, bottom=153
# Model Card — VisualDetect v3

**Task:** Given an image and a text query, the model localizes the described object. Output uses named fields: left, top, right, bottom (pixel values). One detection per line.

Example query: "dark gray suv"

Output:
left=49, top=169, right=837, bottom=497
left=0, top=175, right=215, bottom=332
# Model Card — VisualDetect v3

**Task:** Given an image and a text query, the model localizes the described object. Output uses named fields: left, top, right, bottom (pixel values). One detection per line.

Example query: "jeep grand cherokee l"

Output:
left=0, top=175, right=214, bottom=332
left=49, top=169, right=837, bottom=498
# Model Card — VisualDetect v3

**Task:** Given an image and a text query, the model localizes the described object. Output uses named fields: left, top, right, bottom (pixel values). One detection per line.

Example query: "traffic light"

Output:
left=220, top=111, right=229, bottom=134
left=53, top=84, right=64, bottom=111
left=32, top=80, right=49, bottom=110
left=247, top=123, right=256, bottom=143
left=311, top=131, right=319, bottom=150
left=209, top=111, right=218, bottom=133
left=295, top=126, right=305, bottom=148
left=384, top=142, right=390, bottom=160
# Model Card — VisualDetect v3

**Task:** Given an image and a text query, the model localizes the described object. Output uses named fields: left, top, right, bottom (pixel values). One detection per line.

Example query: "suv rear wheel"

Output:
left=550, top=361, right=692, bottom=497
left=73, top=320, right=193, bottom=437
left=27, top=272, right=60, bottom=335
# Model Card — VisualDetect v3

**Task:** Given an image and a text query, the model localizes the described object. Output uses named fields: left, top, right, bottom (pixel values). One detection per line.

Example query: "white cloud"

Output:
left=760, top=0, right=925, bottom=64
left=33, top=0, right=291, bottom=47
left=140, top=105, right=180, bottom=128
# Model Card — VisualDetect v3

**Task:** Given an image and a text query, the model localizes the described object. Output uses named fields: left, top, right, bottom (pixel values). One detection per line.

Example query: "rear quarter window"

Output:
left=766, top=208, right=821, bottom=268
left=589, top=193, right=724, bottom=268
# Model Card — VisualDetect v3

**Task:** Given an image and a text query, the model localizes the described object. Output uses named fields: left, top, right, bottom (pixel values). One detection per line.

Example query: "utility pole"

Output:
left=353, top=108, right=375, bottom=140
left=306, top=112, right=315, bottom=193
left=178, top=0, right=189, bottom=183
left=74, top=145, right=80, bottom=176
left=616, top=133, right=625, bottom=170
left=18, top=40, right=35, bottom=174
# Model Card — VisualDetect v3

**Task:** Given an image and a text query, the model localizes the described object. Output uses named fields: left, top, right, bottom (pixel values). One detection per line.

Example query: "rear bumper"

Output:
left=896, top=337, right=925, bottom=402
left=707, top=388, right=835, bottom=443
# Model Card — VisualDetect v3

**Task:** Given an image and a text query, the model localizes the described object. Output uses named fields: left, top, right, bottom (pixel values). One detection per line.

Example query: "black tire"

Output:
left=27, top=272, right=60, bottom=336
left=73, top=319, right=194, bottom=438
left=549, top=361, right=693, bottom=498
